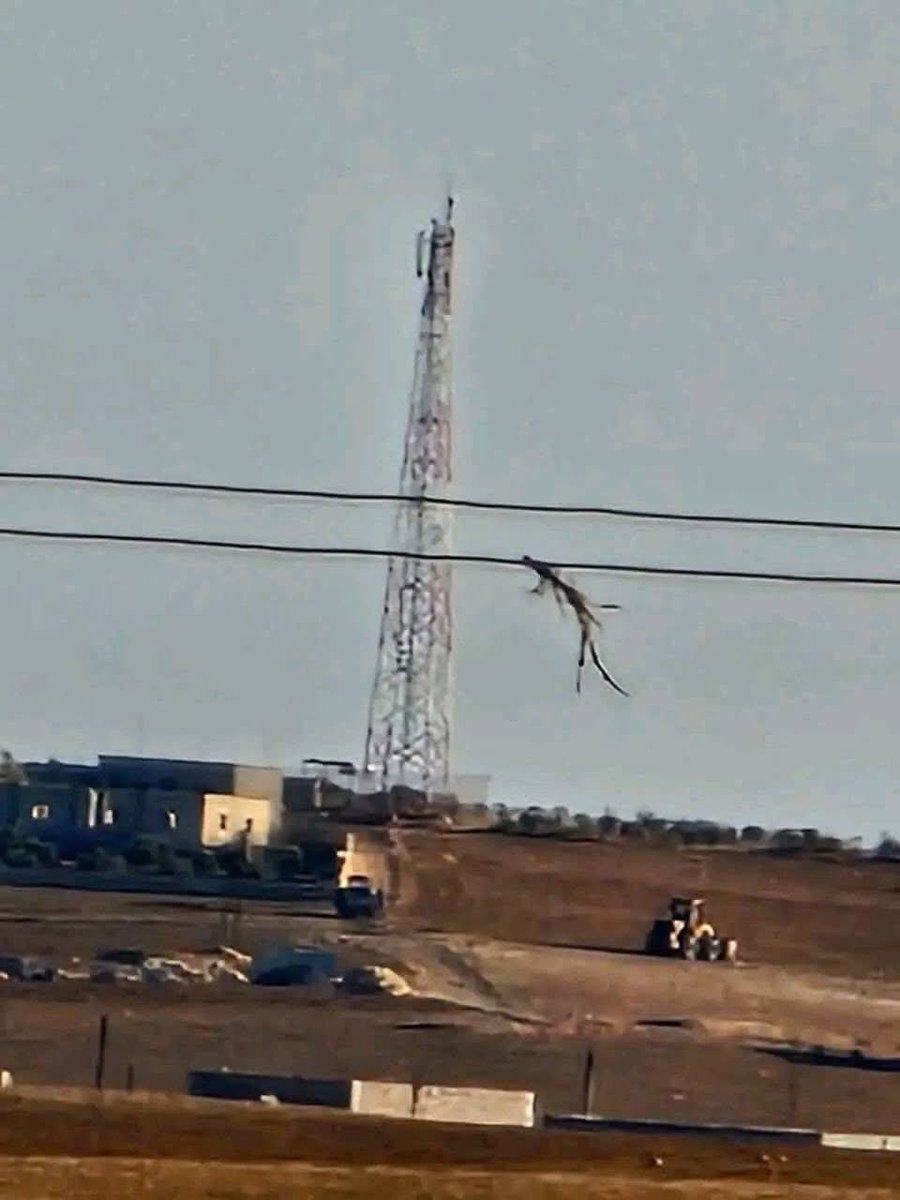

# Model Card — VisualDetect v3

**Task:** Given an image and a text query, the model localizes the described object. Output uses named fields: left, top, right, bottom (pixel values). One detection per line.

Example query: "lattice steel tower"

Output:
left=363, top=198, right=456, bottom=792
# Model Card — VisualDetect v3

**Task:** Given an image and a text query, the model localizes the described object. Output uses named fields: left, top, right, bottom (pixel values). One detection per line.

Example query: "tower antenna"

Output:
left=363, top=198, right=456, bottom=792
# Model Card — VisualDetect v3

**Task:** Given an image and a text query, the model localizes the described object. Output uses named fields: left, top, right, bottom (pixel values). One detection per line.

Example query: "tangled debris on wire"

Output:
left=522, top=555, right=628, bottom=696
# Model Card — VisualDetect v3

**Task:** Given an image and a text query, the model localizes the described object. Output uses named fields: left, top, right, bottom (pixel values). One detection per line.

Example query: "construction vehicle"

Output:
left=643, top=897, right=737, bottom=963
left=333, top=873, right=384, bottom=920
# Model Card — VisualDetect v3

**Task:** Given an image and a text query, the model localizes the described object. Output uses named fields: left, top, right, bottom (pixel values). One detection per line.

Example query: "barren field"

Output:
left=0, top=1091, right=893, bottom=1199
left=400, top=832, right=900, bottom=981
left=0, top=835, right=895, bottom=1196
left=1, top=1157, right=896, bottom=1199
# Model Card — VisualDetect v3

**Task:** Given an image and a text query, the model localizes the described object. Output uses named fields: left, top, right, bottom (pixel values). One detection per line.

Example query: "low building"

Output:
left=0, top=782, right=91, bottom=845
left=98, top=756, right=283, bottom=842
left=85, top=788, right=271, bottom=853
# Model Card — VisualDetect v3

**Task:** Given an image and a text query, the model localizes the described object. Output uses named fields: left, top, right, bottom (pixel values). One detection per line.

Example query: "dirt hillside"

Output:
left=398, top=832, right=900, bottom=981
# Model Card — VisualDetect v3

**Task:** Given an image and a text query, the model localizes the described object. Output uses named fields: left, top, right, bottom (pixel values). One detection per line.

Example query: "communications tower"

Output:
left=362, top=198, right=456, bottom=792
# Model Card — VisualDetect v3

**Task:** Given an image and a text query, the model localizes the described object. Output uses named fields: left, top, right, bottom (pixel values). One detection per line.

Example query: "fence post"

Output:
left=581, top=1046, right=596, bottom=1116
left=786, top=1060, right=799, bottom=1125
left=94, top=1014, right=109, bottom=1091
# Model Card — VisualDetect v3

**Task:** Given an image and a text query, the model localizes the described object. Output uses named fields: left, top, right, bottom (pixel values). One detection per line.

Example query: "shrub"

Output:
left=740, top=825, right=768, bottom=844
left=516, top=807, right=551, bottom=837
left=0, top=827, right=23, bottom=857
left=156, top=843, right=180, bottom=875
left=814, top=835, right=843, bottom=854
left=596, top=812, right=621, bottom=838
left=171, top=854, right=194, bottom=877
left=718, top=825, right=739, bottom=847
left=3, top=847, right=36, bottom=869
left=33, top=842, right=59, bottom=867
left=124, top=836, right=162, bottom=869
left=619, top=820, right=647, bottom=840
left=771, top=829, right=804, bottom=854
left=76, top=847, right=112, bottom=872
left=875, top=834, right=900, bottom=861
left=192, top=850, right=220, bottom=876
left=640, top=817, right=669, bottom=839
left=571, top=813, right=598, bottom=840
left=275, top=846, right=303, bottom=880
left=491, top=804, right=517, bottom=833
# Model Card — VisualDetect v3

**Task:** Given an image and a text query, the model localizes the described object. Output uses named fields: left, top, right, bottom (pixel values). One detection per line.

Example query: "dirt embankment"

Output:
left=0, top=1089, right=893, bottom=1197
left=396, top=832, right=900, bottom=982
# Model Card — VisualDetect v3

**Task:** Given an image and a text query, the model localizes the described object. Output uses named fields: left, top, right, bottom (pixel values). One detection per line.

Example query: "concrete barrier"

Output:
left=821, top=1132, right=900, bottom=1152
left=186, top=1071, right=351, bottom=1108
left=413, top=1085, right=536, bottom=1128
left=350, top=1080, right=413, bottom=1119
left=545, top=1114, right=820, bottom=1143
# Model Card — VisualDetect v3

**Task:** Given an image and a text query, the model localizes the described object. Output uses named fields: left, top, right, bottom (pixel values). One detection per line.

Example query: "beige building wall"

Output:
left=232, top=766, right=283, bottom=838
left=201, top=794, right=271, bottom=848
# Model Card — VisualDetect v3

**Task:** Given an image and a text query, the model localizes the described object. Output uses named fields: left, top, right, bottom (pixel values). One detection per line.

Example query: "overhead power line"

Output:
left=1, top=525, right=899, bottom=589
left=1, top=470, right=897, bottom=535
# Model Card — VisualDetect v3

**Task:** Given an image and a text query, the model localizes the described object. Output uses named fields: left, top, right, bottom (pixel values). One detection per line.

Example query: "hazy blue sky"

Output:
left=2, top=1, right=899, bottom=839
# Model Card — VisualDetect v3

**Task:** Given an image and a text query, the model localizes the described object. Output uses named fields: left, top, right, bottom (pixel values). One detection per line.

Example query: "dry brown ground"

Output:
left=0, top=1158, right=896, bottom=1199
left=2, top=983, right=898, bottom=1130
left=400, top=832, right=900, bottom=981
left=0, top=838, right=895, bottom=1140
left=0, top=1091, right=893, bottom=1198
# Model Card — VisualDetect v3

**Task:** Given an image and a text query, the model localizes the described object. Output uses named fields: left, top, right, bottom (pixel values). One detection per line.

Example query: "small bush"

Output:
left=76, top=847, right=124, bottom=873
left=124, top=836, right=162, bottom=869
left=33, top=842, right=59, bottom=867
left=0, top=827, right=23, bottom=857
left=740, top=825, right=768, bottom=844
left=156, top=843, right=178, bottom=875
left=275, top=846, right=303, bottom=880
left=571, top=814, right=598, bottom=840
left=814, top=835, right=843, bottom=854
left=171, top=854, right=194, bottom=877
left=596, top=813, right=621, bottom=838
left=771, top=829, right=804, bottom=854
left=193, top=850, right=221, bottom=877
left=3, top=847, right=36, bottom=869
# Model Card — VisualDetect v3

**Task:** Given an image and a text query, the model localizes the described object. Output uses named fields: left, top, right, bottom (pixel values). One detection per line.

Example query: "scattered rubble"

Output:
left=341, top=965, right=413, bottom=997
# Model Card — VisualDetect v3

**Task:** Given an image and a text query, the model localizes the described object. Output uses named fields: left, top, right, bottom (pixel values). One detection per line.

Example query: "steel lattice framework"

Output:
left=363, top=199, right=456, bottom=791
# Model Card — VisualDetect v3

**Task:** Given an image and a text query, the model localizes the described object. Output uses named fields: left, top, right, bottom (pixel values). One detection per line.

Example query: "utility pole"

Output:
left=363, top=198, right=456, bottom=794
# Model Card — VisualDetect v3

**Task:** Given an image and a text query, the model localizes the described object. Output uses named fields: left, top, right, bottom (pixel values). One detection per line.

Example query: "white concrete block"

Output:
left=413, top=1085, right=535, bottom=1128
left=821, top=1132, right=897, bottom=1152
left=350, top=1080, right=414, bottom=1119
left=0, top=1071, right=12, bottom=1090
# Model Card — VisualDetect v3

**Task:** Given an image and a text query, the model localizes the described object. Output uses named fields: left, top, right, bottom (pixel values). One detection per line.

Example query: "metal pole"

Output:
left=581, top=1046, right=596, bottom=1116
left=786, top=1060, right=798, bottom=1125
left=94, top=1014, right=109, bottom=1091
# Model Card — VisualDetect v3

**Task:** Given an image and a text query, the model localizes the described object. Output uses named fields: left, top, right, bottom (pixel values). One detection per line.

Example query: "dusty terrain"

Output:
left=0, top=1089, right=893, bottom=1199
left=399, top=831, right=900, bottom=982
left=0, top=833, right=895, bottom=1195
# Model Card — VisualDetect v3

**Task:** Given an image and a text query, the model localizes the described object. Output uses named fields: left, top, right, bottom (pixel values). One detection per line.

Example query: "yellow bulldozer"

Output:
left=643, top=896, right=737, bottom=963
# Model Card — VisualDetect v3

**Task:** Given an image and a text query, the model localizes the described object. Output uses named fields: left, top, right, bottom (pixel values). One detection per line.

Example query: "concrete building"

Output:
left=84, top=787, right=271, bottom=852
left=0, top=782, right=91, bottom=843
left=95, top=756, right=282, bottom=844
left=0, top=781, right=272, bottom=855
left=2, top=755, right=282, bottom=855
